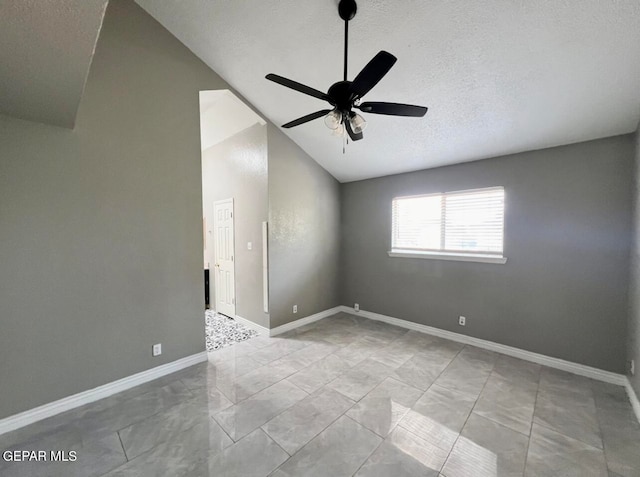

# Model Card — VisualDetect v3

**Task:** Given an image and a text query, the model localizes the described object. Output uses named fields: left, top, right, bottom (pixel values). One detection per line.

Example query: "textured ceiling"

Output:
left=200, top=90, right=265, bottom=151
left=139, top=1, right=640, bottom=182
left=0, top=0, right=107, bottom=128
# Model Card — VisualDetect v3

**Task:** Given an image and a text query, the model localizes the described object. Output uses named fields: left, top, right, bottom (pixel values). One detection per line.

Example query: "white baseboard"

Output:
left=234, top=315, right=269, bottom=335
left=338, top=306, right=627, bottom=386
left=269, top=306, right=344, bottom=337
left=266, top=304, right=637, bottom=421
left=4, top=306, right=637, bottom=436
left=625, top=379, right=640, bottom=424
left=0, top=352, right=207, bottom=436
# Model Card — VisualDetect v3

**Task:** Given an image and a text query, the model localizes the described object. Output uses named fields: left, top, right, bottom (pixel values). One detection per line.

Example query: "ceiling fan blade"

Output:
left=344, top=117, right=364, bottom=141
left=349, top=51, right=397, bottom=99
left=266, top=74, right=333, bottom=104
left=282, top=109, right=332, bottom=128
left=357, top=102, right=428, bottom=117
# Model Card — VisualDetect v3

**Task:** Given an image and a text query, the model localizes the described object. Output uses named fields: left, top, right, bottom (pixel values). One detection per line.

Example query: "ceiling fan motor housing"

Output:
left=328, top=80, right=355, bottom=113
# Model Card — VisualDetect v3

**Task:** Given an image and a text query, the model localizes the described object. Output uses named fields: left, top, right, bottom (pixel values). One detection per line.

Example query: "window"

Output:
left=390, top=187, right=506, bottom=263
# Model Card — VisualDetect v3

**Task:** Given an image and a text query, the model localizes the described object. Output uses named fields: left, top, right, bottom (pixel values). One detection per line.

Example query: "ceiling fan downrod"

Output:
left=339, top=0, right=357, bottom=81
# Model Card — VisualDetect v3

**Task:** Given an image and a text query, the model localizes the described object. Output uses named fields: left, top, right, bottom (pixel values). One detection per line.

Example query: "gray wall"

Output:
left=0, top=0, right=231, bottom=419
left=629, top=125, right=640, bottom=397
left=341, top=135, right=634, bottom=373
left=202, top=123, right=269, bottom=328
left=0, top=0, right=107, bottom=128
left=268, top=126, right=341, bottom=328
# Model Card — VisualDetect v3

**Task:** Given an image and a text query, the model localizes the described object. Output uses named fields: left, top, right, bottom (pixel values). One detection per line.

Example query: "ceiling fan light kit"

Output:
left=265, top=0, right=428, bottom=146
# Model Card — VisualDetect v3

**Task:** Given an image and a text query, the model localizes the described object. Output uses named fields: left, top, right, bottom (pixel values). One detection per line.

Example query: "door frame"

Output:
left=213, top=198, right=236, bottom=318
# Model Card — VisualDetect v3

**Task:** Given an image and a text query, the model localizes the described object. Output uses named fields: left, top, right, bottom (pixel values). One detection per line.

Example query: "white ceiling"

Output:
left=148, top=2, right=639, bottom=181
left=0, top=0, right=107, bottom=128
left=200, top=90, right=266, bottom=151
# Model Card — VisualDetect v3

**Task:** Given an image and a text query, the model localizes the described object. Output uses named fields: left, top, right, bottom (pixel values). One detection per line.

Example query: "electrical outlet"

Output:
left=354, top=303, right=360, bottom=312
left=152, top=343, right=162, bottom=357
left=293, top=305, right=298, bottom=314
left=247, top=242, right=252, bottom=250
left=458, top=316, right=466, bottom=326
left=631, top=359, right=635, bottom=376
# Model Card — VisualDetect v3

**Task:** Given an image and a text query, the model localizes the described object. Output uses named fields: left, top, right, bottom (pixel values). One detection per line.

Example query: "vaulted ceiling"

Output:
left=2, top=1, right=638, bottom=178
left=0, top=0, right=107, bottom=128
left=137, top=0, right=640, bottom=182
left=200, top=90, right=266, bottom=151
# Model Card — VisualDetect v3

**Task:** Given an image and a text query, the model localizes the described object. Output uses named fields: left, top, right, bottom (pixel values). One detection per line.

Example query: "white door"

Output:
left=213, top=199, right=235, bottom=318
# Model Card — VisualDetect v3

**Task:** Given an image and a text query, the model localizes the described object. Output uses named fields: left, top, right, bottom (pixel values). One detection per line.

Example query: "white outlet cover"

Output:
left=247, top=242, right=252, bottom=250
left=152, top=343, right=162, bottom=356
left=354, top=303, right=360, bottom=312
left=458, top=316, right=466, bottom=326
left=631, top=359, right=635, bottom=376
left=293, top=305, right=297, bottom=313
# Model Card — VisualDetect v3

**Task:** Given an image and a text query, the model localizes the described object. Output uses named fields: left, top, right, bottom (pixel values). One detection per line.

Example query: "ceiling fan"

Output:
left=265, top=0, right=428, bottom=143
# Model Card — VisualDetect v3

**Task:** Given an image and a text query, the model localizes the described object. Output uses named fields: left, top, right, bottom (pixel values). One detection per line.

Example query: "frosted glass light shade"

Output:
left=332, top=123, right=346, bottom=137
left=324, top=110, right=342, bottom=130
left=349, top=113, right=367, bottom=134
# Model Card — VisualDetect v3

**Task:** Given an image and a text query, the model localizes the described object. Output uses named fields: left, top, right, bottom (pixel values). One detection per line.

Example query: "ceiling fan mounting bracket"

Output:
left=338, top=0, right=357, bottom=21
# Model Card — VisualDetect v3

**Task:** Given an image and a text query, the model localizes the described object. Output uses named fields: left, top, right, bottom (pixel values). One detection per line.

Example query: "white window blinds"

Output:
left=392, top=187, right=505, bottom=256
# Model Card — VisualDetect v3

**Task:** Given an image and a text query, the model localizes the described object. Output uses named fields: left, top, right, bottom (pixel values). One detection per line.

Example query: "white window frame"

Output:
left=388, top=186, right=507, bottom=264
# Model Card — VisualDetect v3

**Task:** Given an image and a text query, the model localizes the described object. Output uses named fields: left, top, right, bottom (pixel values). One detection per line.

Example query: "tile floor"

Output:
left=1, top=312, right=639, bottom=476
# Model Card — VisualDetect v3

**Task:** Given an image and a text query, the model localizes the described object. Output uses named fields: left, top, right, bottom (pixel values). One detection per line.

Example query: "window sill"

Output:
left=388, top=250, right=507, bottom=264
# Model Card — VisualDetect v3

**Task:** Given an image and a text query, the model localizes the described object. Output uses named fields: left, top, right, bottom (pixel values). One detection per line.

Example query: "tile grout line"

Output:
left=110, top=384, right=195, bottom=436
left=389, top=341, right=468, bottom=474
left=211, top=408, right=239, bottom=443
left=439, top=345, right=497, bottom=474
left=521, top=364, right=542, bottom=475
left=532, top=420, right=606, bottom=451
left=594, top=425, right=612, bottom=472
left=212, top=334, right=340, bottom=404
left=211, top=347, right=324, bottom=443
left=67, top=379, right=199, bottom=450
left=3, top=372, right=200, bottom=461
left=263, top=320, right=411, bottom=473
left=263, top=393, right=356, bottom=466
left=525, top=375, right=612, bottom=472
left=342, top=414, right=384, bottom=477
left=259, top=426, right=292, bottom=458
left=338, top=333, right=466, bottom=477
left=211, top=414, right=236, bottom=446
left=116, top=400, right=212, bottom=462
left=116, top=430, right=129, bottom=462
left=590, top=383, right=619, bottom=473
left=466, top=363, right=538, bottom=439
left=268, top=319, right=398, bottom=399
left=267, top=411, right=358, bottom=473
left=533, top=372, right=607, bottom=451
left=259, top=372, right=347, bottom=438
left=210, top=325, right=352, bottom=434
left=179, top=378, right=196, bottom=397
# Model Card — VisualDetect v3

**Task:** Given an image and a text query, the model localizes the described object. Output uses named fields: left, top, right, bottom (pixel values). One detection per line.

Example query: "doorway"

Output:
left=199, top=89, right=270, bottom=351
left=213, top=198, right=235, bottom=318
